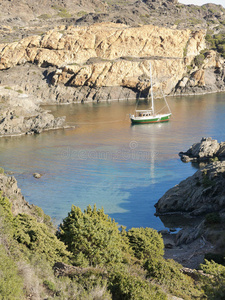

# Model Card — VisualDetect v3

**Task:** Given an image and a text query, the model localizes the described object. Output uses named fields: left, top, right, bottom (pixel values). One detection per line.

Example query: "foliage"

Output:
left=194, top=54, right=205, bottom=68
left=0, top=192, right=14, bottom=224
left=16, top=89, right=23, bottom=94
left=2, top=185, right=225, bottom=300
left=57, top=8, right=72, bottom=18
left=200, top=260, right=225, bottom=299
left=109, top=266, right=167, bottom=300
left=13, top=214, right=70, bottom=264
left=144, top=258, right=203, bottom=300
left=57, top=204, right=130, bottom=266
left=0, top=167, right=4, bottom=174
left=183, top=42, right=188, bottom=57
left=0, top=245, right=24, bottom=299
left=38, top=14, right=52, bottom=20
left=33, top=205, right=52, bottom=226
left=43, top=279, right=57, bottom=293
left=206, top=32, right=225, bottom=59
left=127, top=227, right=164, bottom=260
left=205, top=212, right=221, bottom=225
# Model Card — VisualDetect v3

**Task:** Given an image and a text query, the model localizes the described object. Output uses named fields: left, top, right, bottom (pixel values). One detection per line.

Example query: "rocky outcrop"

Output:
left=0, top=86, right=66, bottom=136
left=0, top=22, right=206, bottom=99
left=0, top=171, right=33, bottom=216
left=0, top=170, right=53, bottom=224
left=174, top=50, right=225, bottom=95
left=179, top=137, right=225, bottom=163
left=0, top=108, right=65, bottom=136
left=155, top=161, right=225, bottom=216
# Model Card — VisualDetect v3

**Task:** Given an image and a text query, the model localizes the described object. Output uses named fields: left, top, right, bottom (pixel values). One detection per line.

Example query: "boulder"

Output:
left=155, top=161, right=225, bottom=216
left=179, top=137, right=220, bottom=162
left=33, top=173, right=42, bottom=179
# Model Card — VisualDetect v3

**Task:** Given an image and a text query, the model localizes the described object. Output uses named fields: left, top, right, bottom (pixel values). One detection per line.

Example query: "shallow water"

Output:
left=0, top=93, right=225, bottom=230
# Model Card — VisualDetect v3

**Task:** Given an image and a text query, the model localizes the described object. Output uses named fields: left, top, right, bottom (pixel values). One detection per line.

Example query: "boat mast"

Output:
left=149, top=62, right=154, bottom=115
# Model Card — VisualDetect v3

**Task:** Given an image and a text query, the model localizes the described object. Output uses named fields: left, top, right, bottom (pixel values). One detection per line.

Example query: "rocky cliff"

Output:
left=155, top=161, right=225, bottom=216
left=0, top=22, right=206, bottom=101
left=0, top=169, right=42, bottom=218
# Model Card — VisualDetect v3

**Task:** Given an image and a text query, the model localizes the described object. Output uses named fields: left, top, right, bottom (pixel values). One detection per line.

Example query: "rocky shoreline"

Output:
left=0, top=84, right=69, bottom=137
left=179, top=137, right=225, bottom=163
left=154, top=138, right=225, bottom=267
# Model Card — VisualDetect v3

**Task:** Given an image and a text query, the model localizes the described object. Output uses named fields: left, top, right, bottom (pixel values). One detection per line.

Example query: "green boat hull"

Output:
left=131, top=114, right=171, bottom=124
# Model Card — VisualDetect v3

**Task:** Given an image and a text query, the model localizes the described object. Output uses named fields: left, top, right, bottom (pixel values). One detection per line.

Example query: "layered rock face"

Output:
left=179, top=137, right=225, bottom=163
left=0, top=23, right=206, bottom=98
left=155, top=161, right=225, bottom=216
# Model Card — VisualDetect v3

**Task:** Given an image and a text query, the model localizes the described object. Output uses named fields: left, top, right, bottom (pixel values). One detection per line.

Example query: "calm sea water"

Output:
left=0, top=93, right=225, bottom=230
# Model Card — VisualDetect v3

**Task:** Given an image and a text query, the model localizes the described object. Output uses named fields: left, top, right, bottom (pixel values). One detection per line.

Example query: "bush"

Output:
left=13, top=214, right=70, bottom=264
left=200, top=260, right=225, bottom=299
left=57, top=205, right=131, bottom=267
left=206, top=32, right=225, bottom=59
left=0, top=245, right=24, bottom=299
left=194, top=54, right=205, bottom=68
left=144, top=258, right=203, bottom=299
left=43, top=280, right=56, bottom=293
left=109, top=267, right=167, bottom=300
left=127, top=227, right=164, bottom=260
left=205, top=212, right=221, bottom=225
left=38, top=14, right=52, bottom=20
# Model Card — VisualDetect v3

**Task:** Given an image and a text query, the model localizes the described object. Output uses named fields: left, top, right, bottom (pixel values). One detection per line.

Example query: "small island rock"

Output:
left=179, top=137, right=225, bottom=163
left=33, top=173, right=42, bottom=179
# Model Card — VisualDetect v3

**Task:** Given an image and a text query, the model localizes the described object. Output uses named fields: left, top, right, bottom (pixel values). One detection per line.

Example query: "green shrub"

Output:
left=0, top=245, right=24, bottom=299
left=109, top=267, right=167, bottom=300
left=38, top=14, right=52, bottom=20
left=0, top=192, right=14, bottom=222
left=144, top=258, right=203, bottom=299
left=206, top=32, right=225, bottom=58
left=127, top=227, right=164, bottom=260
left=194, top=54, right=205, bottom=68
left=205, top=212, right=221, bottom=225
left=43, top=280, right=56, bottom=293
left=57, top=8, right=72, bottom=18
left=57, top=205, right=131, bottom=267
left=0, top=167, right=4, bottom=174
left=200, top=260, right=225, bottom=299
left=13, top=214, right=70, bottom=264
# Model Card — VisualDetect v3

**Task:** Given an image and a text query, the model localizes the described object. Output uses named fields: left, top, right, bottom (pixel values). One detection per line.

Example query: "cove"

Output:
left=0, top=92, right=225, bottom=230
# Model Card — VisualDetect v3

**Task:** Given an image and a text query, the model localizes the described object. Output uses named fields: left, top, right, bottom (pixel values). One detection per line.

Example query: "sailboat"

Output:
left=129, top=63, right=172, bottom=124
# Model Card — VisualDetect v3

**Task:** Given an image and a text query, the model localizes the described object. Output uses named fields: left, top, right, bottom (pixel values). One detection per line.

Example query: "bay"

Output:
left=0, top=92, right=225, bottom=230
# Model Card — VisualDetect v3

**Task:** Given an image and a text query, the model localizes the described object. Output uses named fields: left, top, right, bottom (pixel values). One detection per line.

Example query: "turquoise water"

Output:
left=0, top=93, right=225, bottom=230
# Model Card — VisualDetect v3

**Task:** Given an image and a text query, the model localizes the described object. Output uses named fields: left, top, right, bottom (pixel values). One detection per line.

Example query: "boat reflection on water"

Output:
left=130, top=122, right=169, bottom=185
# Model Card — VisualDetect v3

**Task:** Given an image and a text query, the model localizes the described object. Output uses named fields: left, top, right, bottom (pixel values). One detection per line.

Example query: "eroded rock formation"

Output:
left=0, top=22, right=206, bottom=97
left=155, top=161, right=225, bottom=216
left=179, top=137, right=225, bottom=163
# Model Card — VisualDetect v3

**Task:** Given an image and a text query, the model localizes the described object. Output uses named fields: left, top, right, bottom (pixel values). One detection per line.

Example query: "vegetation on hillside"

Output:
left=0, top=188, right=225, bottom=299
left=206, top=32, right=225, bottom=59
